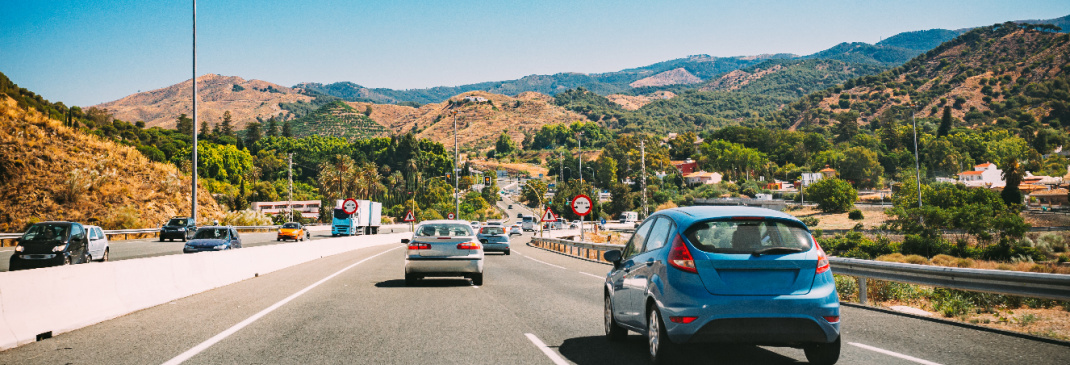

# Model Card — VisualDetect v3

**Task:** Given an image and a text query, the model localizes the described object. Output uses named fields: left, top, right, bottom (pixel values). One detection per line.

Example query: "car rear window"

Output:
left=168, top=219, right=188, bottom=226
left=415, top=224, right=473, bottom=237
left=480, top=227, right=505, bottom=235
left=194, top=228, right=230, bottom=240
left=684, top=219, right=812, bottom=254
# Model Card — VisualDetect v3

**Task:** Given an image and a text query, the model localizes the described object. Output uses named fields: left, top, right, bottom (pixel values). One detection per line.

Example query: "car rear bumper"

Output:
left=405, top=257, right=483, bottom=275
left=483, top=243, right=509, bottom=252
left=160, top=231, right=187, bottom=239
left=659, top=282, right=840, bottom=345
left=9, top=254, right=66, bottom=270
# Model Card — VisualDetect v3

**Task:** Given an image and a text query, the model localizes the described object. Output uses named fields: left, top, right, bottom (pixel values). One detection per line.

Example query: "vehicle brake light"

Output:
left=814, top=237, right=830, bottom=274
left=669, top=316, right=698, bottom=324
left=823, top=316, right=840, bottom=323
left=457, top=241, right=481, bottom=250
left=408, top=243, right=431, bottom=250
left=667, top=234, right=697, bottom=274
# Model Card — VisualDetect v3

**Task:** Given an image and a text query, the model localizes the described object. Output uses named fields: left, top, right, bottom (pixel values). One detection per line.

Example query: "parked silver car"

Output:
left=403, top=220, right=484, bottom=286
left=83, top=225, right=110, bottom=262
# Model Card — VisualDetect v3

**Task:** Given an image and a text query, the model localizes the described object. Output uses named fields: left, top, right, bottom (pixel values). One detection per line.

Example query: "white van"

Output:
left=619, top=211, right=638, bottom=224
left=521, top=215, right=536, bottom=231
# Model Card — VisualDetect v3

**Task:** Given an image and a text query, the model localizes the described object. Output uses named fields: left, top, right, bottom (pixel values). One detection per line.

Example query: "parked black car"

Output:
left=9, top=221, right=91, bottom=271
left=160, top=217, right=196, bottom=242
left=183, top=226, right=243, bottom=253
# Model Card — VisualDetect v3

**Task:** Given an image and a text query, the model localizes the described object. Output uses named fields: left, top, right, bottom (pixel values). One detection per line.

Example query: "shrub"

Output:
left=900, top=234, right=949, bottom=258
left=848, top=209, right=864, bottom=220
left=800, top=216, right=819, bottom=227
left=852, top=222, right=865, bottom=231
left=932, top=289, right=975, bottom=317
left=834, top=275, right=857, bottom=301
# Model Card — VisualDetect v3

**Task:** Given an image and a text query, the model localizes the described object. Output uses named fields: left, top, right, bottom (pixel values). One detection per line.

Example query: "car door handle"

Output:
left=645, top=259, right=655, bottom=267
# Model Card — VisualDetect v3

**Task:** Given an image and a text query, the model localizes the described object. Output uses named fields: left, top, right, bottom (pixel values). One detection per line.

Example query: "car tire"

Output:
left=471, top=273, right=484, bottom=286
left=505, top=249, right=511, bottom=255
left=804, top=336, right=841, bottom=365
left=100, top=248, right=109, bottom=262
left=159, top=236, right=165, bottom=242
left=82, top=252, right=91, bottom=264
left=62, top=256, right=71, bottom=266
left=647, top=306, right=677, bottom=364
left=405, top=273, right=418, bottom=286
left=605, top=294, right=628, bottom=341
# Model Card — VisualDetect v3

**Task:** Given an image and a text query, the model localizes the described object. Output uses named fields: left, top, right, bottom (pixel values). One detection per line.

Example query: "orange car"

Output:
left=277, top=222, right=309, bottom=241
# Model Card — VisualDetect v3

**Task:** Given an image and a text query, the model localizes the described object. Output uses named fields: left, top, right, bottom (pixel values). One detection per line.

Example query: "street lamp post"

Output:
left=452, top=109, right=459, bottom=219
left=191, top=0, right=199, bottom=224
left=910, top=103, right=922, bottom=208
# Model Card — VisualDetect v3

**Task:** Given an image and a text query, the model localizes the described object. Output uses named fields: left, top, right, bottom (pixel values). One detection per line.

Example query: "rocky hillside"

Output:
left=784, top=24, right=1070, bottom=130
left=0, top=95, right=223, bottom=232
left=350, top=91, right=585, bottom=150
left=287, top=100, right=390, bottom=141
left=95, top=74, right=311, bottom=129
left=629, top=68, right=702, bottom=88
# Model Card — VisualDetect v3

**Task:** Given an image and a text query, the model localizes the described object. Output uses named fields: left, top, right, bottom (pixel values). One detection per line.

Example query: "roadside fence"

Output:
left=0, top=225, right=281, bottom=247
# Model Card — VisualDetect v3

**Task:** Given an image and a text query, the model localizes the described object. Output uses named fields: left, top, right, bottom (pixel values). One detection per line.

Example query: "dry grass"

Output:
left=468, top=160, right=548, bottom=178
left=787, top=205, right=891, bottom=230
left=874, top=253, right=1070, bottom=274
left=0, top=95, right=224, bottom=233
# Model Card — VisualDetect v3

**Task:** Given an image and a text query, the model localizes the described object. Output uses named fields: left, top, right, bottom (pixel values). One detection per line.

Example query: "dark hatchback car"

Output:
left=9, top=222, right=92, bottom=271
left=183, top=226, right=243, bottom=253
left=160, top=217, right=197, bottom=242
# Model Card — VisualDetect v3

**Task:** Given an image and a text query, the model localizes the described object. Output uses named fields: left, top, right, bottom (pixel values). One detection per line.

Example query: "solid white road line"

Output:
left=161, top=246, right=402, bottom=365
left=514, top=251, right=566, bottom=269
left=525, top=333, right=570, bottom=365
left=849, top=342, right=943, bottom=365
left=578, top=272, right=603, bottom=279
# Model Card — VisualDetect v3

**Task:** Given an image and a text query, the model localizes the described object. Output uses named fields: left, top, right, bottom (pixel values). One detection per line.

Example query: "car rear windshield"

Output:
left=415, top=224, right=473, bottom=237
left=684, top=219, right=813, bottom=254
left=194, top=228, right=230, bottom=240
left=168, top=219, right=188, bottom=226
left=22, top=223, right=69, bottom=242
left=480, top=227, right=505, bottom=235
left=282, top=223, right=299, bottom=229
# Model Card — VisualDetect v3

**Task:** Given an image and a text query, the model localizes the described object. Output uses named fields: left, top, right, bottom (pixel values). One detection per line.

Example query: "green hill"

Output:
left=287, top=101, right=390, bottom=141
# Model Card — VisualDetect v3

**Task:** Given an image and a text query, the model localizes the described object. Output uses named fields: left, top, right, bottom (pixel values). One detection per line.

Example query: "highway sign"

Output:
left=571, top=194, right=592, bottom=216
left=403, top=210, right=415, bottom=222
left=342, top=199, right=359, bottom=215
left=447, top=212, right=455, bottom=220
left=541, top=207, right=557, bottom=222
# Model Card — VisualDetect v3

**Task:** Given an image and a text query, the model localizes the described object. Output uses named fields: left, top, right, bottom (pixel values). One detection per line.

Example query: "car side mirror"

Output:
left=401, top=238, right=410, bottom=244
left=480, top=239, right=488, bottom=244
left=603, top=250, right=622, bottom=266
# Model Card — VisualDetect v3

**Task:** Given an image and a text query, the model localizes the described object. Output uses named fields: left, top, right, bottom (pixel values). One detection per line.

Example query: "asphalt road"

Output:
left=0, top=225, right=412, bottom=272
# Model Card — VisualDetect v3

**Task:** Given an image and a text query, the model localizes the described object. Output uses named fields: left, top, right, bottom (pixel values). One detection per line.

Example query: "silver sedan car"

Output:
left=403, top=220, right=484, bottom=286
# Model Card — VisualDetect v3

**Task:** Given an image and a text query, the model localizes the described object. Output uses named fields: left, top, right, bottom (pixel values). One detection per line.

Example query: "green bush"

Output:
left=900, top=234, right=949, bottom=258
left=932, top=288, right=975, bottom=317
left=834, top=275, right=857, bottom=301
left=806, top=178, right=858, bottom=213
left=800, top=216, right=819, bottom=227
left=848, top=209, right=864, bottom=220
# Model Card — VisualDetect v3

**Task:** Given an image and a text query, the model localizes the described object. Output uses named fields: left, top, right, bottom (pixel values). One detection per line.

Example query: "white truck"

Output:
left=332, top=199, right=383, bottom=236
left=619, top=211, right=639, bottom=224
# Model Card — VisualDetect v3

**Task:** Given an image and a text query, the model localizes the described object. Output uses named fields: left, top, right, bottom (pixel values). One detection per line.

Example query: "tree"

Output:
left=807, top=178, right=857, bottom=213
left=667, top=132, right=697, bottom=160
left=199, top=120, right=211, bottom=140
left=175, top=113, right=193, bottom=136
left=937, top=106, right=952, bottom=137
left=244, top=122, right=263, bottom=151
left=265, top=117, right=279, bottom=137
left=834, top=111, right=860, bottom=143
left=838, top=147, right=884, bottom=189
left=521, top=179, right=548, bottom=207
left=281, top=120, right=294, bottom=138
left=364, top=105, right=373, bottom=117
left=220, top=111, right=235, bottom=138
left=495, top=133, right=516, bottom=155
left=1001, top=157, right=1023, bottom=209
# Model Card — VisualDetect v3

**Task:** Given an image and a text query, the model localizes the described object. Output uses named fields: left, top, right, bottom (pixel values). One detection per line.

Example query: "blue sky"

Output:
left=1, top=0, right=1067, bottom=107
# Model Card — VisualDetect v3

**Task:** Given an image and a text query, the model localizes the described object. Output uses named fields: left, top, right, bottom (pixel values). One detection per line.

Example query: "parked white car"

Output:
left=83, top=225, right=110, bottom=262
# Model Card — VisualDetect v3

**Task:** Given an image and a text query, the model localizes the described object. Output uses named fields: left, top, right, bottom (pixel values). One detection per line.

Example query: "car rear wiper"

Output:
left=751, top=247, right=805, bottom=256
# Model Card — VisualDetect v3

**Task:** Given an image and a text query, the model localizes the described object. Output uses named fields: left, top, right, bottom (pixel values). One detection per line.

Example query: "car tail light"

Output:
left=669, top=316, right=698, bottom=324
left=457, top=241, right=481, bottom=250
left=667, top=234, right=697, bottom=274
left=814, top=238, right=830, bottom=274
left=823, top=316, right=840, bottom=323
left=408, top=243, right=431, bottom=250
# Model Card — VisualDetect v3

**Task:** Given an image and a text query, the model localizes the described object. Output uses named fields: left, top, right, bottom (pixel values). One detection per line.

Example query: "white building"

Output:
left=251, top=200, right=321, bottom=219
left=958, top=162, right=1005, bottom=188
left=684, top=171, right=723, bottom=185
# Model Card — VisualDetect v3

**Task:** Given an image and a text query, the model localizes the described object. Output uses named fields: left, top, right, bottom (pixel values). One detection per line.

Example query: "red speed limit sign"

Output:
left=342, top=199, right=359, bottom=215
left=571, top=194, right=592, bottom=216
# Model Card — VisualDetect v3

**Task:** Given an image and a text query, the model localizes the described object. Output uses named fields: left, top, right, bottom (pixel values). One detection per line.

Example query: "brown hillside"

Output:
left=629, top=68, right=702, bottom=88
left=606, top=91, right=677, bottom=110
left=700, top=64, right=786, bottom=91
left=349, top=91, right=586, bottom=150
left=95, top=74, right=311, bottom=129
left=0, top=95, right=223, bottom=232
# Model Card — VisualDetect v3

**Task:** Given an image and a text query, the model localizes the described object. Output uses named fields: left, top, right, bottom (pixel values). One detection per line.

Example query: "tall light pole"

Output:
left=577, top=132, right=583, bottom=183
left=910, top=103, right=922, bottom=208
left=452, top=109, right=459, bottom=219
left=191, top=0, right=199, bottom=224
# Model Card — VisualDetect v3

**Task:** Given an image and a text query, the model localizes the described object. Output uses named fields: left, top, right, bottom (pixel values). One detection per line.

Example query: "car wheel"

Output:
left=159, top=236, right=165, bottom=242
left=100, top=248, right=109, bottom=262
left=605, top=294, right=628, bottom=341
left=82, top=252, right=91, bottom=264
left=62, top=256, right=71, bottom=266
left=471, top=273, right=484, bottom=286
left=804, top=336, right=841, bottom=365
left=505, top=249, right=511, bottom=255
left=405, top=273, right=418, bottom=286
left=182, top=236, right=187, bottom=242
left=647, top=306, right=677, bottom=364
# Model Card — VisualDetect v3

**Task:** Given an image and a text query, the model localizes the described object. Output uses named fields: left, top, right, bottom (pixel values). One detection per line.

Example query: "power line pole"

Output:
left=453, top=109, right=459, bottom=219
left=911, top=104, right=922, bottom=208
left=191, top=0, right=199, bottom=225
left=288, top=153, right=294, bottom=223
left=641, top=140, right=648, bottom=218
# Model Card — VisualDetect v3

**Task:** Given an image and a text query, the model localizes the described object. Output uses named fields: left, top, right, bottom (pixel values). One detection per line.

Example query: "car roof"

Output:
left=420, top=220, right=473, bottom=225
left=650, top=206, right=804, bottom=228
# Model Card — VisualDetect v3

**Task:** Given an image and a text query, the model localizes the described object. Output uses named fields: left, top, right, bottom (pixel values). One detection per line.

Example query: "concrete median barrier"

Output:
left=0, top=232, right=407, bottom=351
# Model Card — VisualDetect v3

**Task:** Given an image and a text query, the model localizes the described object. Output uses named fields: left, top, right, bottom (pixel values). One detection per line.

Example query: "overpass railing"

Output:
left=530, top=237, right=1070, bottom=303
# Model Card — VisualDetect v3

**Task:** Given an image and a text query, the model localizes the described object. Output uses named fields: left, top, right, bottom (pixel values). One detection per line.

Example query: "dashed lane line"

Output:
left=525, top=333, right=570, bottom=365
left=849, top=342, right=943, bottom=365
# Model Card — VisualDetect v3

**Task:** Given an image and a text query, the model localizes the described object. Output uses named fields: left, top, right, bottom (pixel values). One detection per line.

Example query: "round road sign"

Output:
left=447, top=212, right=456, bottom=220
left=571, top=194, right=592, bottom=216
left=342, top=199, right=359, bottom=215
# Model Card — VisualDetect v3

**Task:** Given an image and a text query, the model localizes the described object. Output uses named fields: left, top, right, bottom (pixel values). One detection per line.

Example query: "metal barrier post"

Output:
left=857, top=277, right=867, bottom=305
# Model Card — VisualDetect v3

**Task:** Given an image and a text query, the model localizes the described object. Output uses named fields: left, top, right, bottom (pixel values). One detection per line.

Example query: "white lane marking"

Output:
left=578, top=272, right=603, bottom=279
left=525, top=333, right=570, bottom=365
left=514, top=251, right=566, bottom=269
left=849, top=342, right=943, bottom=365
left=161, top=246, right=402, bottom=365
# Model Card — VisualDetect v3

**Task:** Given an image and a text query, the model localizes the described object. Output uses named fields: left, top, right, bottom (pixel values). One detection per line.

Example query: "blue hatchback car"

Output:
left=603, top=206, right=840, bottom=364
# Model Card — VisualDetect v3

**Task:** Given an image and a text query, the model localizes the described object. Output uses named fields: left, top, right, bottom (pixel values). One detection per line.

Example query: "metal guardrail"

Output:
left=531, top=237, right=1070, bottom=303
left=829, top=257, right=1070, bottom=303
left=0, top=225, right=281, bottom=243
